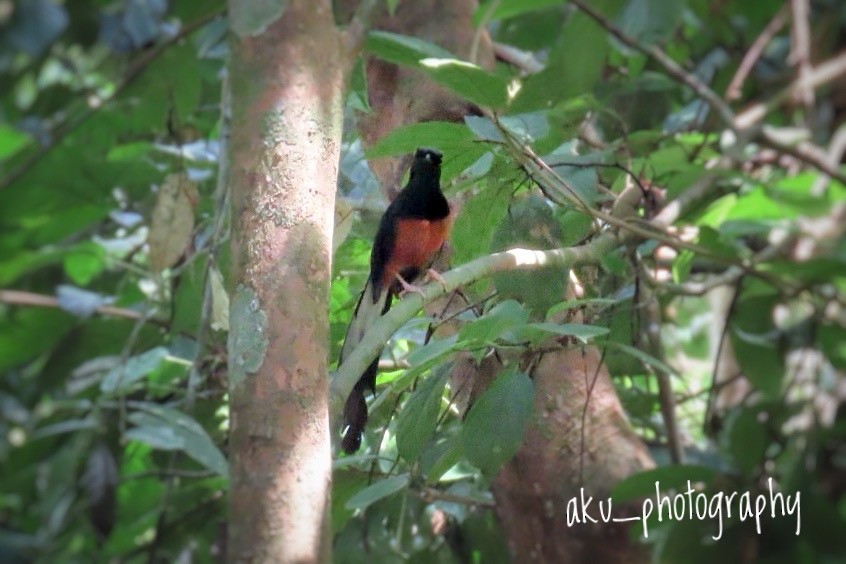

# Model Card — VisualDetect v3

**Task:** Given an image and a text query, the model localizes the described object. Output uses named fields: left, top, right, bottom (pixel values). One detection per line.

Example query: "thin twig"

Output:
left=470, top=0, right=500, bottom=65
left=725, top=5, right=788, bottom=100
left=493, top=42, right=544, bottom=74
left=186, top=71, right=231, bottom=407
left=569, top=0, right=737, bottom=129
left=0, top=289, right=165, bottom=325
left=345, top=0, right=379, bottom=55
left=735, top=50, right=846, bottom=130
left=788, top=0, right=814, bottom=112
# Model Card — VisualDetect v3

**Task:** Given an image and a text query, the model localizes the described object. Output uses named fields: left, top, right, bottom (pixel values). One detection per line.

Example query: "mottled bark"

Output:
left=226, top=1, right=345, bottom=561
left=491, top=348, right=654, bottom=563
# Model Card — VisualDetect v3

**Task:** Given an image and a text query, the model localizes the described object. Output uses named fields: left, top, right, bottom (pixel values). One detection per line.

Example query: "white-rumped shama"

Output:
left=340, top=148, right=452, bottom=453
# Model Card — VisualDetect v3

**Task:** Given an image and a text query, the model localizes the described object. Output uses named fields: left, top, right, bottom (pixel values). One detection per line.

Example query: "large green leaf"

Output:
left=127, top=401, right=228, bottom=477
left=474, top=0, right=565, bottom=23
left=615, top=0, right=685, bottom=48
left=364, top=121, right=475, bottom=158
left=396, top=368, right=449, bottom=463
left=100, top=347, right=169, bottom=394
left=345, top=473, right=410, bottom=511
left=729, top=292, right=784, bottom=397
left=612, top=465, right=716, bottom=502
left=365, top=31, right=454, bottom=66
left=461, top=368, right=534, bottom=476
left=364, top=31, right=509, bottom=108
left=419, top=58, right=509, bottom=108
left=511, top=10, right=610, bottom=112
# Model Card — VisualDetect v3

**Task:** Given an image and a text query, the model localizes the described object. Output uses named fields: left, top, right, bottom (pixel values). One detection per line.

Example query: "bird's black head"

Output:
left=400, top=147, right=449, bottom=219
left=415, top=147, right=442, bottom=165
left=411, top=148, right=442, bottom=177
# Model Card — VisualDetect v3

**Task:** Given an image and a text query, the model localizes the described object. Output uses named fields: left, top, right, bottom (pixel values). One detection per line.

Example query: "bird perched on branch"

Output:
left=340, top=148, right=452, bottom=453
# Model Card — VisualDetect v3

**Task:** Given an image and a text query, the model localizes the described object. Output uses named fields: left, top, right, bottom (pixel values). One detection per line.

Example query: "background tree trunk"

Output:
left=226, top=1, right=344, bottom=560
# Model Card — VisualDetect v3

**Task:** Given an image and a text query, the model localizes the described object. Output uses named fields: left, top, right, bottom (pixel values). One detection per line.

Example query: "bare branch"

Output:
left=0, top=289, right=163, bottom=324
left=344, top=0, right=379, bottom=56
left=725, top=5, right=788, bottom=100
left=493, top=42, right=544, bottom=74
left=569, top=0, right=737, bottom=129
left=788, top=0, right=814, bottom=111
left=735, top=50, right=846, bottom=130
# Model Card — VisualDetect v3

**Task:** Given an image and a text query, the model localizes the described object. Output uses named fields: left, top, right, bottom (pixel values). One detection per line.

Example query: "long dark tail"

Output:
left=340, top=278, right=392, bottom=453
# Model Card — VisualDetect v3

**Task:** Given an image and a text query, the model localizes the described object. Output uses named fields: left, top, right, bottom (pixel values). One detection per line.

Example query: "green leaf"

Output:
left=819, top=323, right=846, bottom=370
left=0, top=124, right=31, bottom=160
left=365, top=31, right=455, bottom=66
left=516, top=322, right=610, bottom=345
left=672, top=249, right=694, bottom=283
left=364, top=121, right=475, bottom=158
left=345, top=473, right=410, bottom=510
left=423, top=434, right=463, bottom=482
left=616, top=0, right=685, bottom=48
left=474, top=0, right=565, bottom=23
left=461, top=368, right=533, bottom=476
left=404, top=335, right=458, bottom=371
left=606, top=342, right=680, bottom=377
left=63, top=241, right=106, bottom=285
left=107, top=142, right=154, bottom=162
left=32, top=417, right=100, bottom=440
left=126, top=413, right=185, bottom=450
left=128, top=401, right=228, bottom=477
left=419, top=58, right=509, bottom=108
left=723, top=407, right=768, bottom=476
left=511, top=11, right=609, bottom=112
left=396, top=368, right=449, bottom=463
left=364, top=32, right=509, bottom=108
left=459, top=300, right=530, bottom=345
left=101, top=347, right=169, bottom=394
left=332, top=469, right=370, bottom=531
left=612, top=465, right=716, bottom=502
left=729, top=293, right=784, bottom=397
left=451, top=179, right=510, bottom=266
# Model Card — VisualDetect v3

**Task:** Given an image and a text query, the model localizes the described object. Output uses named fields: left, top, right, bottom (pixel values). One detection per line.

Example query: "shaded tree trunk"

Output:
left=226, top=1, right=345, bottom=560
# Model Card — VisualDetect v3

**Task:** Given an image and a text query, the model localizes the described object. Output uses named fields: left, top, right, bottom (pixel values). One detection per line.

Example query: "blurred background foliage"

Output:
left=1, top=0, right=845, bottom=562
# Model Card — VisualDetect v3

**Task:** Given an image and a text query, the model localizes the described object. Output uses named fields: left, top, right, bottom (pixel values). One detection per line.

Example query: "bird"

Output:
left=339, top=147, right=452, bottom=454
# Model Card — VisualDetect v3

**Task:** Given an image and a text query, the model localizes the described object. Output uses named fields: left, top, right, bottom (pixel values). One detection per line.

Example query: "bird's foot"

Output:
left=425, top=268, right=448, bottom=292
left=396, top=274, right=426, bottom=298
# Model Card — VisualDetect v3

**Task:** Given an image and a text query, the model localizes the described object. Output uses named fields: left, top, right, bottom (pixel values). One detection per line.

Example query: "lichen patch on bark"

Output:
left=228, top=283, right=269, bottom=390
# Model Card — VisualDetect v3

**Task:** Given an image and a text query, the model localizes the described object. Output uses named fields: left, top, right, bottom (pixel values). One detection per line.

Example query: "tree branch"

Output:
left=725, top=5, right=788, bottom=100
left=735, top=50, right=846, bottom=130
left=569, top=0, right=737, bottom=129
left=344, top=0, right=379, bottom=56
left=329, top=239, right=618, bottom=423
left=0, top=289, right=164, bottom=325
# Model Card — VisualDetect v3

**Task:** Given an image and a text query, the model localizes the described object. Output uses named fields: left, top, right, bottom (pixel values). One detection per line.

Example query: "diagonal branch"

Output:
left=725, top=5, right=788, bottom=101
left=344, top=0, right=379, bottom=56
left=328, top=237, right=620, bottom=424
left=568, top=0, right=737, bottom=129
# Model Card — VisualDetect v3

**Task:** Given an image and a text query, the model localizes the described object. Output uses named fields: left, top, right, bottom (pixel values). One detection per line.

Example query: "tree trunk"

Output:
left=226, top=1, right=344, bottom=561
